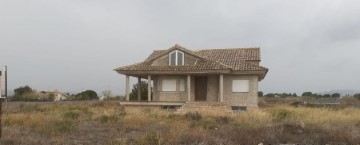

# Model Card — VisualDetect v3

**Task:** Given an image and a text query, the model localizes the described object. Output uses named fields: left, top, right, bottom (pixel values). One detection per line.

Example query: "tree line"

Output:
left=258, top=91, right=360, bottom=99
left=9, top=85, right=99, bottom=102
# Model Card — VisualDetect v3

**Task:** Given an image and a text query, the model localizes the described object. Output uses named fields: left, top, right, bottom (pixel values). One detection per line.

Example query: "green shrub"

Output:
left=64, top=110, right=81, bottom=119
left=354, top=93, right=360, bottom=100
left=55, top=120, right=75, bottom=133
left=99, top=112, right=126, bottom=123
left=184, top=112, right=202, bottom=121
left=189, top=119, right=218, bottom=130
left=75, top=90, right=98, bottom=100
left=135, top=132, right=161, bottom=145
left=272, top=109, right=294, bottom=122
left=291, top=101, right=302, bottom=107
left=214, top=116, right=232, bottom=125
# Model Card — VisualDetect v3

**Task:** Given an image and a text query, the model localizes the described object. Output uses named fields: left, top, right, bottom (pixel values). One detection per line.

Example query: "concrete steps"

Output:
left=176, top=102, right=231, bottom=114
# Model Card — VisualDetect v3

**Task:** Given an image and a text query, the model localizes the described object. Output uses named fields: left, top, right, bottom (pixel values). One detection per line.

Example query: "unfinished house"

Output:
left=114, top=44, right=268, bottom=111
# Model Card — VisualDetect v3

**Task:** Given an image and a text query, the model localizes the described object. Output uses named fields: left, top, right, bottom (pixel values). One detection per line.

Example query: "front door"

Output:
left=195, top=76, right=207, bottom=101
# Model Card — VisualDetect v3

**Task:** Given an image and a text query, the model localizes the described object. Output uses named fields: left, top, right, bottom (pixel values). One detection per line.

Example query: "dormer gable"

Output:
left=169, top=50, right=184, bottom=66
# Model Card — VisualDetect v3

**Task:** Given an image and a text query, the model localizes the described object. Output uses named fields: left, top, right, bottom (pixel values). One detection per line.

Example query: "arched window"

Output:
left=169, top=50, right=184, bottom=66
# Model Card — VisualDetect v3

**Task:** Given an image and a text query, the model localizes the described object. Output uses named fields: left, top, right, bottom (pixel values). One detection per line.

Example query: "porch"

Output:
left=123, top=74, right=225, bottom=102
left=119, top=101, right=233, bottom=112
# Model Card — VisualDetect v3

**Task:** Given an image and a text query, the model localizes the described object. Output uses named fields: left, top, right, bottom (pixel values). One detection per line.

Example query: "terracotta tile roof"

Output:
left=117, top=59, right=231, bottom=71
left=115, top=44, right=268, bottom=72
left=196, top=48, right=260, bottom=61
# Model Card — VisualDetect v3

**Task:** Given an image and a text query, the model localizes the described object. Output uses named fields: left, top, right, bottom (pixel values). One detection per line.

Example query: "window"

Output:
left=159, top=78, right=186, bottom=92
left=169, top=50, right=184, bottom=66
left=179, top=79, right=185, bottom=91
left=162, top=79, right=177, bottom=91
left=232, top=80, right=249, bottom=92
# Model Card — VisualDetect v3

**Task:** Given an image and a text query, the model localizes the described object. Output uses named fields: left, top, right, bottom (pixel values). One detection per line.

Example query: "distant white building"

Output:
left=40, top=91, right=67, bottom=101
left=99, top=96, right=105, bottom=101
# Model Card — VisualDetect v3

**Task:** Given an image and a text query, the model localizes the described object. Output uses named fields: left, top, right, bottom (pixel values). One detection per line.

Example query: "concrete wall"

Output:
left=151, top=50, right=198, bottom=66
left=153, top=75, right=195, bottom=102
left=223, top=74, right=258, bottom=107
left=152, top=74, right=259, bottom=107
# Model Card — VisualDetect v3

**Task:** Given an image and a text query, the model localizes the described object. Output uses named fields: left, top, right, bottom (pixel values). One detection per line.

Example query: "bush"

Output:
left=135, top=132, right=162, bottom=145
left=14, top=85, right=33, bottom=96
left=258, top=91, right=264, bottom=97
left=184, top=112, right=203, bottom=121
left=271, top=109, right=294, bottom=122
left=265, top=93, right=275, bottom=97
left=75, top=90, right=98, bottom=100
left=55, top=120, right=75, bottom=133
left=354, top=93, right=360, bottom=100
left=64, top=110, right=81, bottom=120
left=98, top=112, right=126, bottom=123
left=331, top=93, right=341, bottom=98
left=189, top=119, right=218, bottom=130
left=214, top=116, right=232, bottom=125
left=302, top=92, right=313, bottom=97
left=291, top=101, right=302, bottom=107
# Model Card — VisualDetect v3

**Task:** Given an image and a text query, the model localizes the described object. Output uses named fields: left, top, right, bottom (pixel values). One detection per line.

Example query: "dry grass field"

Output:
left=1, top=101, right=360, bottom=145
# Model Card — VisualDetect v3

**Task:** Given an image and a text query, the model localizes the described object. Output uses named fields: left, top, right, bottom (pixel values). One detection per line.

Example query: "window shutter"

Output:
left=232, top=80, right=249, bottom=92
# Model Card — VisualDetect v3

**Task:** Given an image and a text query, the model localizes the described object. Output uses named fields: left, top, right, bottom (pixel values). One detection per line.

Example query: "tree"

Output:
left=331, top=93, right=341, bottom=98
left=323, top=94, right=331, bottom=98
left=264, top=93, right=275, bottom=97
left=130, top=81, right=148, bottom=100
left=302, top=92, right=312, bottom=97
left=354, top=93, right=360, bottom=100
left=311, top=93, right=322, bottom=98
left=280, top=93, right=291, bottom=98
left=258, top=91, right=264, bottom=97
left=76, top=90, right=98, bottom=100
left=102, top=89, right=113, bottom=99
left=14, top=85, right=33, bottom=96
left=292, top=93, right=297, bottom=97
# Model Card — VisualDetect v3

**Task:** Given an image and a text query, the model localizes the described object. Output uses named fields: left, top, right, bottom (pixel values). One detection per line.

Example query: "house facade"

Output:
left=115, top=44, right=268, bottom=108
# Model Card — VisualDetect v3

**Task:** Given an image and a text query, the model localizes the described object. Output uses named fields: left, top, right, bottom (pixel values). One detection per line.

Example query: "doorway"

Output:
left=195, top=76, right=207, bottom=101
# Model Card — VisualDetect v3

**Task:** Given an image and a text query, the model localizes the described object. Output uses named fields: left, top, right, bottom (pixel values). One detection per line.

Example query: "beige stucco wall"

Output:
left=223, top=74, right=258, bottom=107
left=151, top=50, right=198, bottom=66
left=152, top=74, right=259, bottom=107
left=153, top=75, right=195, bottom=102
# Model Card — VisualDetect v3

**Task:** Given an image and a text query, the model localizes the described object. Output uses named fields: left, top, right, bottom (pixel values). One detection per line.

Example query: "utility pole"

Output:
left=5, top=66, right=7, bottom=99
left=0, top=66, right=6, bottom=138
left=0, top=70, right=2, bottom=138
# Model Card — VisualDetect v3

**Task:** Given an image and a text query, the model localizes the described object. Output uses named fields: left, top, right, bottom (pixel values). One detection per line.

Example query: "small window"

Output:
left=169, top=50, right=184, bottom=66
left=170, top=52, right=177, bottom=66
left=179, top=79, right=185, bottom=91
left=162, top=79, right=177, bottom=91
left=232, top=80, right=249, bottom=92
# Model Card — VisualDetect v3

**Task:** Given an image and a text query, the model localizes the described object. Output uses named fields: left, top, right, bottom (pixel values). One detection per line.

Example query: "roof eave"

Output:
left=115, top=69, right=232, bottom=75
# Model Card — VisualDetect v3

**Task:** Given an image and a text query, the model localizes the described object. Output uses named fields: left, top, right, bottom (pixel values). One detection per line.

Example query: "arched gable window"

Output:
left=169, top=50, right=184, bottom=66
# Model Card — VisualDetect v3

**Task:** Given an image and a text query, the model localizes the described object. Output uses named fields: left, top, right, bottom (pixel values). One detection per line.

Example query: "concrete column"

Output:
left=147, top=75, right=151, bottom=101
left=137, top=77, right=141, bottom=101
left=219, top=74, right=224, bottom=102
left=125, top=75, right=130, bottom=101
left=187, top=75, right=191, bottom=102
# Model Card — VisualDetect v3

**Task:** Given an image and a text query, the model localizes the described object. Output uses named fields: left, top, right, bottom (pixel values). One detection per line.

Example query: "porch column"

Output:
left=187, top=75, right=191, bottom=102
left=125, top=75, right=130, bottom=101
left=219, top=74, right=224, bottom=102
left=147, top=75, right=151, bottom=101
left=137, top=77, right=141, bottom=101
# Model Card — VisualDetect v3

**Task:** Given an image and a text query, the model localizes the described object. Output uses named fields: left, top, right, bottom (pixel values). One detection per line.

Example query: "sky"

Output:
left=1, top=0, right=360, bottom=95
